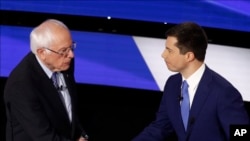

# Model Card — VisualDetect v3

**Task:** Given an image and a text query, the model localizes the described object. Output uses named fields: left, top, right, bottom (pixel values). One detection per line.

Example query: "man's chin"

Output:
left=167, top=66, right=177, bottom=72
left=61, top=65, right=70, bottom=71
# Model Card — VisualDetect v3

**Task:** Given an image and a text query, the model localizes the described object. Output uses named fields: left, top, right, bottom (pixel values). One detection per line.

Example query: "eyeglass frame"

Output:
left=43, top=42, right=76, bottom=56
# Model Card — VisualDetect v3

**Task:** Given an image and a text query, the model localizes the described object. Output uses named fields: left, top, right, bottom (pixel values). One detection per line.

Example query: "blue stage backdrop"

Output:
left=1, top=25, right=250, bottom=101
left=1, top=1, right=250, bottom=101
left=1, top=0, right=250, bottom=32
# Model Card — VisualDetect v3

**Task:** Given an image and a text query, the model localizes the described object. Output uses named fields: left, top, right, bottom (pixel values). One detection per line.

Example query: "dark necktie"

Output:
left=51, top=72, right=65, bottom=106
left=52, top=72, right=59, bottom=89
left=51, top=72, right=72, bottom=121
left=181, top=80, right=190, bottom=131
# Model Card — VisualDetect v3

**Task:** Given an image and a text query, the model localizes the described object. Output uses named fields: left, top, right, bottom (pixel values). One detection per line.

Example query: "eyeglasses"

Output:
left=44, top=42, right=76, bottom=56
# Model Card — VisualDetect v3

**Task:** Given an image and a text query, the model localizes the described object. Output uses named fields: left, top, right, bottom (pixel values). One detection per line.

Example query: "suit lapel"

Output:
left=175, top=91, right=187, bottom=135
left=186, top=67, right=212, bottom=136
left=166, top=75, right=187, bottom=134
left=62, top=72, right=75, bottom=119
left=62, top=71, right=77, bottom=137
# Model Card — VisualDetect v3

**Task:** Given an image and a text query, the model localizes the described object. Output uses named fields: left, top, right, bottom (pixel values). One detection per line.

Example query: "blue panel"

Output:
left=1, top=1, right=250, bottom=32
left=0, top=26, right=31, bottom=76
left=0, top=25, right=159, bottom=91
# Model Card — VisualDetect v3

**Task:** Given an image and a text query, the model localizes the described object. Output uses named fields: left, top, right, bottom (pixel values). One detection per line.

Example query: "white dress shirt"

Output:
left=182, top=63, right=205, bottom=108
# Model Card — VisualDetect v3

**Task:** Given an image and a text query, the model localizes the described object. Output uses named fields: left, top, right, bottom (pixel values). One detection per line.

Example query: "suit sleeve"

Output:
left=132, top=110, right=175, bottom=141
left=217, top=86, right=250, bottom=140
left=132, top=78, right=176, bottom=141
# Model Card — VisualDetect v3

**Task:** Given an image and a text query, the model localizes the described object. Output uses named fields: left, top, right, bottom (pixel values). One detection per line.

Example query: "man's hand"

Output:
left=77, top=137, right=88, bottom=141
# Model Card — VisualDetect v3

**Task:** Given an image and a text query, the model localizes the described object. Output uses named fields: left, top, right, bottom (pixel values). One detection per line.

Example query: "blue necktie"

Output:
left=181, top=80, right=190, bottom=130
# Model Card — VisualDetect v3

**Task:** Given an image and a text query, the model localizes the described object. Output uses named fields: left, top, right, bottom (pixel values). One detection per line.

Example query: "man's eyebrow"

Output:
left=165, top=46, right=171, bottom=50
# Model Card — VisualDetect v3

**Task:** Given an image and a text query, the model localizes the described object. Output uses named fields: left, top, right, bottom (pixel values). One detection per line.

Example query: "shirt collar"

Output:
left=183, top=63, right=205, bottom=91
left=35, top=55, right=54, bottom=78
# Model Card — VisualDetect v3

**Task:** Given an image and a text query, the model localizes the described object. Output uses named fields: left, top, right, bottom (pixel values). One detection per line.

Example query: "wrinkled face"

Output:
left=38, top=27, right=74, bottom=72
left=161, top=36, right=188, bottom=73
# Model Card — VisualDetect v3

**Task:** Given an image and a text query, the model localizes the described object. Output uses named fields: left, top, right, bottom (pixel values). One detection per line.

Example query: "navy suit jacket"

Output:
left=4, top=52, right=84, bottom=141
left=132, top=66, right=249, bottom=141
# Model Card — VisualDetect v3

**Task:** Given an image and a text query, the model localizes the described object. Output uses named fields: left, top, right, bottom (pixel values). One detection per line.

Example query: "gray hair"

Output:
left=30, top=19, right=68, bottom=54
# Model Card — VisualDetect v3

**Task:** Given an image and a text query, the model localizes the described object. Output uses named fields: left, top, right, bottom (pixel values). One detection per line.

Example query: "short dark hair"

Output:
left=165, top=22, right=208, bottom=61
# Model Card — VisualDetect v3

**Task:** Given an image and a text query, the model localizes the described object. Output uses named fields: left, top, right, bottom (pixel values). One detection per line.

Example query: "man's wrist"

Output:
left=81, top=131, right=89, bottom=140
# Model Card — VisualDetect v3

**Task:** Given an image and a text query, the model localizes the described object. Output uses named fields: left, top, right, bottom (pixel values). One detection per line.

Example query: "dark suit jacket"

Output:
left=4, top=52, right=85, bottom=141
left=132, top=66, right=250, bottom=141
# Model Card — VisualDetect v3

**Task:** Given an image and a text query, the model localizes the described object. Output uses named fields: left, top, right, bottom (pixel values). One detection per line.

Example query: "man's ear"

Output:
left=186, top=52, right=195, bottom=62
left=37, top=48, right=46, bottom=60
